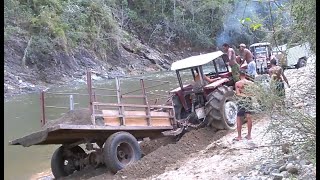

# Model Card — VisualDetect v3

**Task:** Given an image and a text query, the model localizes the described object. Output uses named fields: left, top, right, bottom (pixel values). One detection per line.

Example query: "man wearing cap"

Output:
left=222, top=43, right=240, bottom=82
left=239, top=43, right=257, bottom=79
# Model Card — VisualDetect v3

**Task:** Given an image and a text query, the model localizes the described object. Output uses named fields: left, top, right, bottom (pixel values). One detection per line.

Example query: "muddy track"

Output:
left=59, top=127, right=229, bottom=180
left=111, top=128, right=228, bottom=180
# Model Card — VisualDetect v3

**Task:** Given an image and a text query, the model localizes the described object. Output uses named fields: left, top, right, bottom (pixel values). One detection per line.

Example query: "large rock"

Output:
left=286, top=163, right=299, bottom=174
left=280, top=171, right=289, bottom=178
left=279, top=165, right=286, bottom=172
left=272, top=173, right=284, bottom=180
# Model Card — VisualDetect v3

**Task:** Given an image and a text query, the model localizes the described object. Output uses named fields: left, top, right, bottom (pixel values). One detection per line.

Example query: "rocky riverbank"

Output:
left=237, top=154, right=316, bottom=180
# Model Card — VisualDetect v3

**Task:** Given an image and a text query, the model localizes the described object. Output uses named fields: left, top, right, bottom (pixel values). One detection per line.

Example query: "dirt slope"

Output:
left=146, top=115, right=271, bottom=180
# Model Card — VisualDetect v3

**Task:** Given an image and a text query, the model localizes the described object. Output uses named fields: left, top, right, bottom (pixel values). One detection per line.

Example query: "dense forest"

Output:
left=4, top=0, right=315, bottom=96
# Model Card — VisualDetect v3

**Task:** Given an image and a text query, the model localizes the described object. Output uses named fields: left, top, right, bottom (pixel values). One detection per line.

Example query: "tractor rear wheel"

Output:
left=205, top=86, right=238, bottom=130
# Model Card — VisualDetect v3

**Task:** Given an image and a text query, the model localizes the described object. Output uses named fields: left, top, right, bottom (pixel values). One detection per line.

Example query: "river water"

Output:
left=4, top=70, right=195, bottom=180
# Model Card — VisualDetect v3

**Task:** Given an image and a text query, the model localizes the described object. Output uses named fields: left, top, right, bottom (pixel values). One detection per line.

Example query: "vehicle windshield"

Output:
left=255, top=46, right=267, bottom=53
left=256, top=51, right=267, bottom=57
left=176, top=57, right=228, bottom=86
left=202, top=57, right=228, bottom=74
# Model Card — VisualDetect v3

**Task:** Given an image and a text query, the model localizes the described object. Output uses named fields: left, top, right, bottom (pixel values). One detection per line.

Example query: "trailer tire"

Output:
left=104, top=131, right=141, bottom=173
left=205, top=86, right=237, bottom=130
left=51, top=145, right=86, bottom=179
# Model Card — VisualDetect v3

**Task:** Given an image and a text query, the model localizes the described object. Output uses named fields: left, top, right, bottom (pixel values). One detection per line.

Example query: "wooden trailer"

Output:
left=9, top=70, right=178, bottom=179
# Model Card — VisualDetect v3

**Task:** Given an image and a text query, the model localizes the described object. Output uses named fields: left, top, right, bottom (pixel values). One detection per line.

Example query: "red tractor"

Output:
left=169, top=51, right=238, bottom=130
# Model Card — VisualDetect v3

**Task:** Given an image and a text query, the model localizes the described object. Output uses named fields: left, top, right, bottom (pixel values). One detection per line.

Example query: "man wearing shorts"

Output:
left=234, top=70, right=254, bottom=141
left=222, top=43, right=240, bottom=82
left=268, top=58, right=290, bottom=98
left=239, top=43, right=257, bottom=79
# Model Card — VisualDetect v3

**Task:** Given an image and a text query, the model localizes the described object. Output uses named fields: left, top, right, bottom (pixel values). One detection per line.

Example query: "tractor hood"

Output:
left=171, top=51, right=224, bottom=71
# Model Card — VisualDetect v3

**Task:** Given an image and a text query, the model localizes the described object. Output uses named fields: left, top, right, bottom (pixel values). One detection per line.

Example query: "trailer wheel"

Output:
left=51, top=145, right=86, bottom=179
left=205, top=85, right=237, bottom=130
left=104, top=131, right=141, bottom=173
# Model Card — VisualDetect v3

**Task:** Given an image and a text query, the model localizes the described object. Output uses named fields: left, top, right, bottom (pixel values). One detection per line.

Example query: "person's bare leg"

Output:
left=235, top=116, right=242, bottom=140
left=246, top=113, right=252, bottom=139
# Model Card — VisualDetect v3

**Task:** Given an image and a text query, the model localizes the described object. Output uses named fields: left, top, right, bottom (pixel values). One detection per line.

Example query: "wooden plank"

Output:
left=93, top=102, right=174, bottom=109
left=125, top=118, right=148, bottom=126
left=140, top=79, right=151, bottom=126
left=101, top=110, right=173, bottom=127
left=92, top=87, right=117, bottom=91
left=150, top=111, right=171, bottom=126
left=122, top=110, right=148, bottom=126
left=57, top=124, right=173, bottom=130
left=121, top=95, right=144, bottom=98
left=115, top=77, right=125, bottom=125
left=93, top=113, right=174, bottom=118
left=101, top=110, right=172, bottom=118
left=101, top=110, right=121, bottom=126
left=102, top=110, right=148, bottom=126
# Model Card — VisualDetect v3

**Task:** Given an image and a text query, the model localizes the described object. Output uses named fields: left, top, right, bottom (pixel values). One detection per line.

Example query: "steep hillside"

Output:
left=5, top=0, right=277, bottom=97
left=4, top=0, right=227, bottom=97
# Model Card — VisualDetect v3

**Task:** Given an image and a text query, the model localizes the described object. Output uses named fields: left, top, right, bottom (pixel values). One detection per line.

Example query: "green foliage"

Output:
left=291, top=0, right=316, bottom=53
left=5, top=0, right=120, bottom=58
left=5, top=0, right=315, bottom=65
left=250, top=23, right=262, bottom=31
left=108, top=0, right=227, bottom=47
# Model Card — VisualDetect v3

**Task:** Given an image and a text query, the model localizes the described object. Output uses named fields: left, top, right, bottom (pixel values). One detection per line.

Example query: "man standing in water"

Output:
left=268, top=58, right=290, bottom=98
left=234, top=70, right=254, bottom=141
left=239, top=43, right=257, bottom=79
left=222, top=43, right=240, bottom=82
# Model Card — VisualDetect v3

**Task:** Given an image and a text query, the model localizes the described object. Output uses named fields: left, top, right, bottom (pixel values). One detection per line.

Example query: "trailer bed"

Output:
left=9, top=124, right=173, bottom=147
left=10, top=74, right=177, bottom=147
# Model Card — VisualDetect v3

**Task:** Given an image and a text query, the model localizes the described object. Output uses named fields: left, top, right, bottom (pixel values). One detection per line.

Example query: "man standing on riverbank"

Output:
left=268, top=58, right=290, bottom=98
left=222, top=43, right=240, bottom=82
left=234, top=70, right=254, bottom=141
left=239, top=44, right=257, bottom=79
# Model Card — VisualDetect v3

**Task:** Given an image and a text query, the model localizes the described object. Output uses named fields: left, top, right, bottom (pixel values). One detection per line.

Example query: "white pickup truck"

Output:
left=273, top=42, right=311, bottom=69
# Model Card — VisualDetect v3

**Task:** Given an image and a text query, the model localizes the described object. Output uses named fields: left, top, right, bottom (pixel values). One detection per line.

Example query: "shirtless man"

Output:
left=268, top=59, right=290, bottom=97
left=194, top=69, right=215, bottom=83
left=269, top=54, right=279, bottom=66
left=236, top=55, right=243, bottom=65
left=239, top=43, right=257, bottom=78
left=234, top=70, right=254, bottom=141
left=222, top=43, right=240, bottom=82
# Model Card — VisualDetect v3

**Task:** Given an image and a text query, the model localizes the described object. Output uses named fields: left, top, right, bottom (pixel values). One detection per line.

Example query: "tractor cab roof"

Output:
left=171, top=51, right=224, bottom=71
left=249, top=42, right=271, bottom=48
